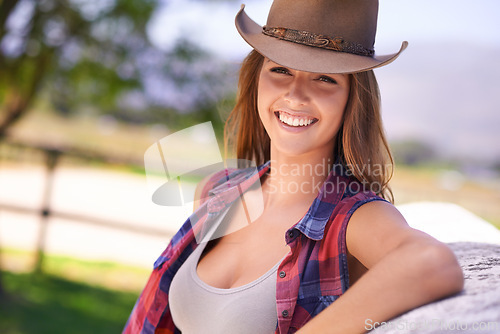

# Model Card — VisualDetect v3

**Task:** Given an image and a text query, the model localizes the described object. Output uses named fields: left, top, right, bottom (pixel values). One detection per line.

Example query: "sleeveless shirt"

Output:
left=123, top=161, right=385, bottom=334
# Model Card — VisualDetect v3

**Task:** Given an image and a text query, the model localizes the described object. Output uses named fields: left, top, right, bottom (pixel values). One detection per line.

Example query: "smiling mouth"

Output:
left=274, top=111, right=318, bottom=127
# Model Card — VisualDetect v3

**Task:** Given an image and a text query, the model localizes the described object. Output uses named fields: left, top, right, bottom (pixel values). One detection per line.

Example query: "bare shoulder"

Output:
left=346, top=200, right=438, bottom=268
left=347, top=200, right=410, bottom=238
left=351, top=200, right=407, bottom=225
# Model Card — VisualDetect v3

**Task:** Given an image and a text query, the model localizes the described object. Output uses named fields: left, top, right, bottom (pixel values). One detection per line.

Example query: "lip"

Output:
left=273, top=111, right=318, bottom=133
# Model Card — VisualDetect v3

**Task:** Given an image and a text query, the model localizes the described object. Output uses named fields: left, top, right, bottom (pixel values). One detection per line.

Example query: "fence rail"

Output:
left=0, top=139, right=172, bottom=272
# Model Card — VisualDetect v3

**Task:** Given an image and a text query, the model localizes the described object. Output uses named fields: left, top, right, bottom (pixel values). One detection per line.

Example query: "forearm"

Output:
left=297, top=241, right=464, bottom=334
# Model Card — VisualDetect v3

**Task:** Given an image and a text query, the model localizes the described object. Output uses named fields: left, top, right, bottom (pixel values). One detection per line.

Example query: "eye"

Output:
left=317, top=75, right=337, bottom=84
left=270, top=67, right=291, bottom=75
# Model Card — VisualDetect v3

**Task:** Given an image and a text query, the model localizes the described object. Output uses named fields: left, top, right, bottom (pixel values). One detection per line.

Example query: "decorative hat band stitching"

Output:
left=262, top=26, right=374, bottom=57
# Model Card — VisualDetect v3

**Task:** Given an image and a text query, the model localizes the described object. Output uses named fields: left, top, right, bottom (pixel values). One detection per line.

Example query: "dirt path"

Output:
left=0, top=165, right=193, bottom=268
left=1, top=165, right=499, bottom=270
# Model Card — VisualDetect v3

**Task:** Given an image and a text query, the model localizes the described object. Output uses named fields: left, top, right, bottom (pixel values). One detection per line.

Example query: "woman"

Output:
left=124, top=1, right=464, bottom=333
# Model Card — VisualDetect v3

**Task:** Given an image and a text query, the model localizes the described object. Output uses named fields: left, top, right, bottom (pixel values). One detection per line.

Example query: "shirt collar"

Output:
left=206, top=161, right=271, bottom=213
left=207, top=160, right=348, bottom=241
left=292, top=162, right=348, bottom=241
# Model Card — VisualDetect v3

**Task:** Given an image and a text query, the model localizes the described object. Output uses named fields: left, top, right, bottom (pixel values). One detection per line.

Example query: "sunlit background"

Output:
left=0, top=0, right=499, bottom=332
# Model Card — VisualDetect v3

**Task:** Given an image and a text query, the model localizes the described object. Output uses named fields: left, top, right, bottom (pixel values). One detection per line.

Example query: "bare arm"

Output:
left=297, top=201, right=464, bottom=333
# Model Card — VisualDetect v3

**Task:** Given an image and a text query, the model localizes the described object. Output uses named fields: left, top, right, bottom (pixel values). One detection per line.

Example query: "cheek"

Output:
left=318, top=92, right=349, bottom=139
left=334, top=87, right=349, bottom=115
left=257, top=89, right=265, bottom=121
left=257, top=76, right=275, bottom=117
left=321, top=93, right=348, bottom=120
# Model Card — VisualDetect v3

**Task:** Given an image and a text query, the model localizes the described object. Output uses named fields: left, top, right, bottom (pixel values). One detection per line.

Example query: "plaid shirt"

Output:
left=123, top=161, right=384, bottom=334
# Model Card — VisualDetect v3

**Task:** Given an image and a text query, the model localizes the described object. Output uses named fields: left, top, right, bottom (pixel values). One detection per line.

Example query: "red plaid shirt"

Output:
left=123, top=161, right=384, bottom=333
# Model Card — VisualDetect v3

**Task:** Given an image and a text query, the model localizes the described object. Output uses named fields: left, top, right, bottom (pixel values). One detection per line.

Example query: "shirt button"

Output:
left=287, top=230, right=295, bottom=238
left=279, top=271, right=286, bottom=278
left=282, top=310, right=289, bottom=318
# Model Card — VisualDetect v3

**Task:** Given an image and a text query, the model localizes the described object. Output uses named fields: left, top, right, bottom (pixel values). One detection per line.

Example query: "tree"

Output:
left=0, top=0, right=163, bottom=137
left=0, top=0, right=234, bottom=139
left=0, top=0, right=236, bottom=297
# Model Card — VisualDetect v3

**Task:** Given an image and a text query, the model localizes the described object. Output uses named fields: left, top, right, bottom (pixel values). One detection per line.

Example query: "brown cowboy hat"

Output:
left=235, top=0, right=408, bottom=74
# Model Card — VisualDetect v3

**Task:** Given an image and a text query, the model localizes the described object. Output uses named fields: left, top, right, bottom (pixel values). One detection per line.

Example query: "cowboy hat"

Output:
left=235, top=0, right=408, bottom=74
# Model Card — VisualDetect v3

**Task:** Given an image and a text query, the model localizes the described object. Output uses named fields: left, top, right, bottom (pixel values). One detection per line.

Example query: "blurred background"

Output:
left=0, top=0, right=499, bottom=333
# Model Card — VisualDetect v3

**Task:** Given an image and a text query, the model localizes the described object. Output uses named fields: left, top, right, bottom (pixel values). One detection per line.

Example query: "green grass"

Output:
left=0, top=249, right=150, bottom=334
left=1, top=248, right=151, bottom=293
left=0, top=271, right=139, bottom=334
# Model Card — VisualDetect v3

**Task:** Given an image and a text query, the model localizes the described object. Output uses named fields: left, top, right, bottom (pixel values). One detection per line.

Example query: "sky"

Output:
left=148, top=0, right=500, bottom=59
left=147, top=0, right=500, bottom=165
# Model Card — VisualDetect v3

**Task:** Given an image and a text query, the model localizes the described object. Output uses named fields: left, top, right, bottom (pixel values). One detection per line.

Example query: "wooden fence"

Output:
left=0, top=139, right=173, bottom=273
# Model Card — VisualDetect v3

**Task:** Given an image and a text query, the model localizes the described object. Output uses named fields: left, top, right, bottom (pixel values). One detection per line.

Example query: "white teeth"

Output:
left=277, top=112, right=314, bottom=127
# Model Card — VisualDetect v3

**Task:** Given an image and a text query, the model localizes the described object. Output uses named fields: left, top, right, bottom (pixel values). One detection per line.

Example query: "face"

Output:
left=257, top=58, right=350, bottom=161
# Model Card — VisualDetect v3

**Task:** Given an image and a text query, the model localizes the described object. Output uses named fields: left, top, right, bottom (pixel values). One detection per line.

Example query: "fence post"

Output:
left=34, top=149, right=60, bottom=274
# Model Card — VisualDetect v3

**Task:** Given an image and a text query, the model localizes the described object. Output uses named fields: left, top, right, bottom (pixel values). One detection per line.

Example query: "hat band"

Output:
left=262, top=26, right=374, bottom=57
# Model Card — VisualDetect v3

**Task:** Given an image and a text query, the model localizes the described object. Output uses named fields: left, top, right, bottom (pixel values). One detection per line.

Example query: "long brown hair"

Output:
left=224, top=50, right=394, bottom=202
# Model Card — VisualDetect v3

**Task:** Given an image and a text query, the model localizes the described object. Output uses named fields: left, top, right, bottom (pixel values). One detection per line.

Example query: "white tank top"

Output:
left=169, top=212, right=281, bottom=334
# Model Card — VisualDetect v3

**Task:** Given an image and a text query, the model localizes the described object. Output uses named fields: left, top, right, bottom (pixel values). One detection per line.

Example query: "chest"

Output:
left=196, top=199, right=309, bottom=289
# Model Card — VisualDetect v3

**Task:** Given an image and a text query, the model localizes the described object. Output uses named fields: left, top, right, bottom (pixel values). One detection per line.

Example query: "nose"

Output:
left=284, top=76, right=309, bottom=107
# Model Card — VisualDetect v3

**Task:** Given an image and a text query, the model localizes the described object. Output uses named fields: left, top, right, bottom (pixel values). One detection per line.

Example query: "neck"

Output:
left=262, top=150, right=336, bottom=208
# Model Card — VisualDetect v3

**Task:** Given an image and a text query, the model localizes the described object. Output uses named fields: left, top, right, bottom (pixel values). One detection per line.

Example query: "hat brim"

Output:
left=235, top=5, right=408, bottom=74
